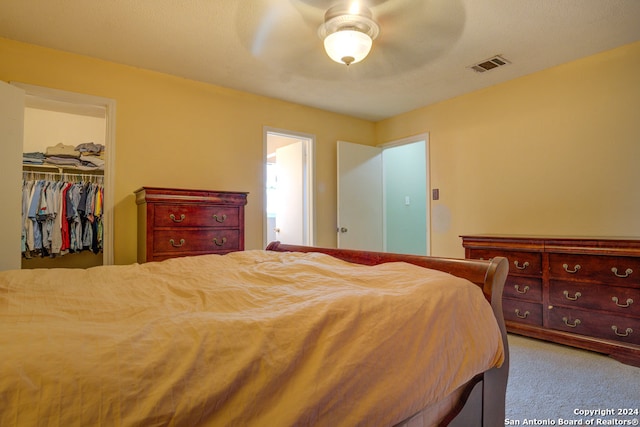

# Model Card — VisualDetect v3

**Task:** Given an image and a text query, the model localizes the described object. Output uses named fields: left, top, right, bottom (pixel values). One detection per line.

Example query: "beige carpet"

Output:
left=506, top=334, right=640, bottom=424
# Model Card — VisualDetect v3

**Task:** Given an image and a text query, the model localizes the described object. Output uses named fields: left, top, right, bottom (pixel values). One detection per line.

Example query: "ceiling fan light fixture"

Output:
left=318, top=5, right=379, bottom=66
left=323, top=29, right=373, bottom=66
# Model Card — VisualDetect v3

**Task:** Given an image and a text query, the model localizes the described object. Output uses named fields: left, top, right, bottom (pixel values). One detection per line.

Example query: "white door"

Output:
left=337, top=141, right=383, bottom=251
left=274, top=141, right=306, bottom=244
left=0, top=81, right=25, bottom=270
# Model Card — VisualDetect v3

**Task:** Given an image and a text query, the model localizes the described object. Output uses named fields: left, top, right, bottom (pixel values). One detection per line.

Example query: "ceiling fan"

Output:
left=237, top=0, right=465, bottom=78
left=317, top=2, right=380, bottom=66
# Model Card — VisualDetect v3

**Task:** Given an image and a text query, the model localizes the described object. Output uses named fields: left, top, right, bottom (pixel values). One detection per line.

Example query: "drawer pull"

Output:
left=169, top=238, right=185, bottom=247
left=169, top=213, right=186, bottom=223
left=611, top=267, right=633, bottom=278
left=563, top=290, right=582, bottom=301
left=213, top=237, right=227, bottom=246
left=515, top=309, right=530, bottom=319
left=562, top=263, right=581, bottom=274
left=562, top=317, right=581, bottom=328
left=611, top=326, right=633, bottom=337
left=612, top=296, right=634, bottom=308
left=514, top=285, right=530, bottom=294
left=213, top=214, right=227, bottom=223
left=513, top=260, right=529, bottom=270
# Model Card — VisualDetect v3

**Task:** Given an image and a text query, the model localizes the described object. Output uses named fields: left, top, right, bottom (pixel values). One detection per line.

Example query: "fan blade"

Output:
left=235, top=1, right=323, bottom=58
left=362, top=0, right=466, bottom=76
left=235, top=0, right=346, bottom=78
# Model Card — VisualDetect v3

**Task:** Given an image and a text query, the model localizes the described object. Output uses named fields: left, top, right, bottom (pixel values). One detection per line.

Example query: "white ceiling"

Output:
left=1, top=0, right=639, bottom=121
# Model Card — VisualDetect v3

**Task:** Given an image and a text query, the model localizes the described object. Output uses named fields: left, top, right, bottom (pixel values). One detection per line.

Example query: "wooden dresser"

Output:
left=461, top=235, right=640, bottom=366
left=135, top=187, right=248, bottom=263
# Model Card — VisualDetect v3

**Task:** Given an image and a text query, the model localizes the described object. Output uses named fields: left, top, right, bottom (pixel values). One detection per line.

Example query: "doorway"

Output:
left=263, top=128, right=314, bottom=247
left=1, top=82, right=115, bottom=270
left=382, top=138, right=428, bottom=255
left=337, top=134, right=429, bottom=255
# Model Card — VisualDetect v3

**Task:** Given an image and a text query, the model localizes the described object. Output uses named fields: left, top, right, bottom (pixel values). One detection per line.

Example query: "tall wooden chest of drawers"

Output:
left=135, top=187, right=248, bottom=263
left=461, top=235, right=640, bottom=366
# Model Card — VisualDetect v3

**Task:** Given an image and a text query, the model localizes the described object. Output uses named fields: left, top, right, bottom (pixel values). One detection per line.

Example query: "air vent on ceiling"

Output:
left=469, top=55, right=510, bottom=73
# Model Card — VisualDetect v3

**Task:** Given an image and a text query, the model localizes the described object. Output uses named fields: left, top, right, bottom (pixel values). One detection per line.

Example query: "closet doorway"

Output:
left=13, top=83, right=116, bottom=268
left=263, top=128, right=315, bottom=248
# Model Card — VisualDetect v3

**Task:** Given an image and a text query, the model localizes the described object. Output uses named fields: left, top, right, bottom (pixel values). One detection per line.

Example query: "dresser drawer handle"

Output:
left=611, top=326, right=633, bottom=337
left=169, top=213, right=186, bottom=223
left=562, top=263, right=581, bottom=274
left=612, top=297, right=634, bottom=308
left=563, top=290, right=582, bottom=301
left=562, top=317, right=581, bottom=328
left=611, top=267, right=633, bottom=278
left=213, top=237, right=227, bottom=246
left=169, top=238, right=185, bottom=247
left=213, top=214, right=227, bottom=223
left=513, top=261, right=529, bottom=270
left=514, top=285, right=530, bottom=294
left=515, top=309, right=530, bottom=319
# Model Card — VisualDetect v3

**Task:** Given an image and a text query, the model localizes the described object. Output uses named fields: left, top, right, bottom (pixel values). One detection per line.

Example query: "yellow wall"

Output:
left=0, top=38, right=375, bottom=264
left=3, top=37, right=639, bottom=263
left=377, top=41, right=640, bottom=257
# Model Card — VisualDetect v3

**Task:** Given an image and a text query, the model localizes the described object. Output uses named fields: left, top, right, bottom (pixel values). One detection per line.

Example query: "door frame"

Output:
left=0, top=81, right=25, bottom=270
left=11, top=82, right=116, bottom=265
left=263, top=127, right=315, bottom=248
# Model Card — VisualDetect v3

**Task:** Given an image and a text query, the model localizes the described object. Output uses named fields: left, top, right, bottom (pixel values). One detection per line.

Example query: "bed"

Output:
left=0, top=242, right=509, bottom=426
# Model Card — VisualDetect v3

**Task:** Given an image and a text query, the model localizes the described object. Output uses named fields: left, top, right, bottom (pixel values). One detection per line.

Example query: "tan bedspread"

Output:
left=0, top=250, right=504, bottom=426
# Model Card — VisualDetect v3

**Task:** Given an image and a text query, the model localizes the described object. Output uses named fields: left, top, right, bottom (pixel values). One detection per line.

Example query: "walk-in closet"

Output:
left=14, top=83, right=115, bottom=269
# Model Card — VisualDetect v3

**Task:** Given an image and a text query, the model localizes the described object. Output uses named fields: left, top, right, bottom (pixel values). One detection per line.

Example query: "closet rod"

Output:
left=23, top=165, right=103, bottom=174
left=22, top=170, right=104, bottom=183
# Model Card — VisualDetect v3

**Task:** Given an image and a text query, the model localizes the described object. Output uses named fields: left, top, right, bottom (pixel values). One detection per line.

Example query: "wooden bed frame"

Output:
left=266, top=242, right=510, bottom=427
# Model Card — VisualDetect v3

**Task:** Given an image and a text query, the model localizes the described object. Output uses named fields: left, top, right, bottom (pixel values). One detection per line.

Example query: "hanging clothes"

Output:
left=22, top=171, right=104, bottom=259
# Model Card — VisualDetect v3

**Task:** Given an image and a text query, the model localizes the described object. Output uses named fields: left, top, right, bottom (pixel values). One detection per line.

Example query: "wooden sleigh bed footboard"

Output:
left=0, top=243, right=508, bottom=426
left=266, top=242, right=510, bottom=427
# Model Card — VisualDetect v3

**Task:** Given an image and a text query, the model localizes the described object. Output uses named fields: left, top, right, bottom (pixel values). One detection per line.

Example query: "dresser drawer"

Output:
left=548, top=306, right=640, bottom=345
left=153, top=229, right=240, bottom=254
left=503, top=298, right=543, bottom=326
left=504, top=276, right=543, bottom=302
left=549, top=280, right=639, bottom=316
left=468, top=249, right=542, bottom=276
left=548, top=253, right=640, bottom=286
left=462, top=235, right=640, bottom=366
left=153, top=204, right=240, bottom=228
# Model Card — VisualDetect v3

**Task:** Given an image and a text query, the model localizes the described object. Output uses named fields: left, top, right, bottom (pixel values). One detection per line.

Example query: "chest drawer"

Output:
left=153, top=229, right=240, bottom=254
left=136, top=188, right=248, bottom=263
left=503, top=298, right=543, bottom=326
left=153, top=205, right=240, bottom=228
left=549, top=280, right=639, bottom=316
left=468, top=249, right=542, bottom=276
left=504, top=276, right=543, bottom=302
left=548, top=306, right=640, bottom=345
left=548, top=253, right=640, bottom=286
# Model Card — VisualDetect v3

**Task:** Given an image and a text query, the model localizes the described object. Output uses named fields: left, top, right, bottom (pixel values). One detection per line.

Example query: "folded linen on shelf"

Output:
left=78, top=155, right=105, bottom=170
left=44, top=156, right=82, bottom=167
left=23, top=157, right=44, bottom=165
left=45, top=143, right=80, bottom=158
left=75, top=142, right=104, bottom=154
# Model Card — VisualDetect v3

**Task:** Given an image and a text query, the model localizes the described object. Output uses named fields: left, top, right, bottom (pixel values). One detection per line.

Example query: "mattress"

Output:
left=0, top=250, right=504, bottom=426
